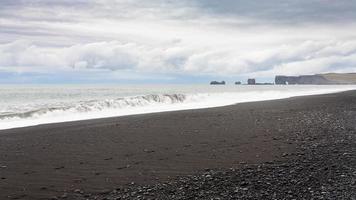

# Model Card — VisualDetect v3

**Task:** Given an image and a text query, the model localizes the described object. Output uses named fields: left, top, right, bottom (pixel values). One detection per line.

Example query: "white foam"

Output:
left=0, top=85, right=355, bottom=130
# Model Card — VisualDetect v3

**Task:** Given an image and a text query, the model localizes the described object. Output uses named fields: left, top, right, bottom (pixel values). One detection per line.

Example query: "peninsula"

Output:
left=275, top=73, right=356, bottom=85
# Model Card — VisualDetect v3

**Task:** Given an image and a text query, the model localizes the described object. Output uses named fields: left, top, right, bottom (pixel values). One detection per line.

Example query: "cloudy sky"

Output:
left=1, top=0, right=356, bottom=83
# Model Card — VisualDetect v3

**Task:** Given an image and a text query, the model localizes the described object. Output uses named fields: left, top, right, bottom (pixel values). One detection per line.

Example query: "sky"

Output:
left=1, top=0, right=356, bottom=84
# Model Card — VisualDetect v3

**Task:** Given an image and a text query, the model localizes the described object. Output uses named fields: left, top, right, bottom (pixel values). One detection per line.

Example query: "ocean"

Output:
left=1, top=84, right=355, bottom=130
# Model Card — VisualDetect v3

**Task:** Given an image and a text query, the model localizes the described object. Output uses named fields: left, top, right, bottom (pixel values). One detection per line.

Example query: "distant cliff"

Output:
left=275, top=73, right=356, bottom=85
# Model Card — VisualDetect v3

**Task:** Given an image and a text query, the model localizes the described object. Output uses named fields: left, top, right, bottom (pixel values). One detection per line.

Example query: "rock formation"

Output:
left=210, top=81, right=226, bottom=85
left=247, top=79, right=256, bottom=85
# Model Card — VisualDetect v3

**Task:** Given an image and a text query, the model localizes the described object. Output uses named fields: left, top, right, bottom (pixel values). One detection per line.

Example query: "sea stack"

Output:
left=247, top=79, right=256, bottom=85
left=210, top=81, right=226, bottom=85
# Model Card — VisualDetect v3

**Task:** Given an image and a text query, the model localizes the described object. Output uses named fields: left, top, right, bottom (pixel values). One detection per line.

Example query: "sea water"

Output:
left=1, top=84, right=355, bottom=130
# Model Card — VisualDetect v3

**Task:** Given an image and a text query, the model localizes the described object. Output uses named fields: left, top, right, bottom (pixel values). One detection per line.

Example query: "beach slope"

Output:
left=0, top=91, right=355, bottom=199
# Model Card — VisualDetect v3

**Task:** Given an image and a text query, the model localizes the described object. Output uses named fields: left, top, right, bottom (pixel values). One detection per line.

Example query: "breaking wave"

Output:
left=0, top=94, right=188, bottom=121
left=1, top=85, right=356, bottom=130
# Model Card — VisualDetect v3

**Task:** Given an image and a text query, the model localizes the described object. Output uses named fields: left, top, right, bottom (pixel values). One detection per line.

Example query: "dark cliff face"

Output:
left=275, top=76, right=299, bottom=84
left=275, top=75, right=333, bottom=85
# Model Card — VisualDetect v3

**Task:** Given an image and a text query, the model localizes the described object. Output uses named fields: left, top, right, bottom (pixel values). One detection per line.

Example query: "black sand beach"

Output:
left=1, top=91, right=356, bottom=199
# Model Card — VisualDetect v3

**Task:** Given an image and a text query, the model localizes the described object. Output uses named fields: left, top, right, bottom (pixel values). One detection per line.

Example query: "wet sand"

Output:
left=1, top=91, right=356, bottom=199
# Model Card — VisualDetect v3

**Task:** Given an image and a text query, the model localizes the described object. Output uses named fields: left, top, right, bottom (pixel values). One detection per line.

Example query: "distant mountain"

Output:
left=275, top=73, right=356, bottom=85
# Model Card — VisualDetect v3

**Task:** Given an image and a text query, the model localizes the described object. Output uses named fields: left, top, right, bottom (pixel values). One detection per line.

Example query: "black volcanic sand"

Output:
left=1, top=91, right=356, bottom=200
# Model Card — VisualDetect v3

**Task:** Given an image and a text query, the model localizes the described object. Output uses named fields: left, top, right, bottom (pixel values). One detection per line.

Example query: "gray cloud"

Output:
left=194, top=0, right=356, bottom=24
left=1, top=0, right=355, bottom=30
left=0, top=0, right=356, bottom=80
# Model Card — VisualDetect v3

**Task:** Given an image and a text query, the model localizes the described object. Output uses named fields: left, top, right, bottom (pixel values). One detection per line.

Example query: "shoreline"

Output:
left=1, top=88, right=354, bottom=131
left=1, top=91, right=356, bottom=199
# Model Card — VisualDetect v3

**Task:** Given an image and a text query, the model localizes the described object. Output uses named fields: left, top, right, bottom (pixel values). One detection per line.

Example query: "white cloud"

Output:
left=1, top=39, right=356, bottom=77
left=1, top=0, right=356, bottom=81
